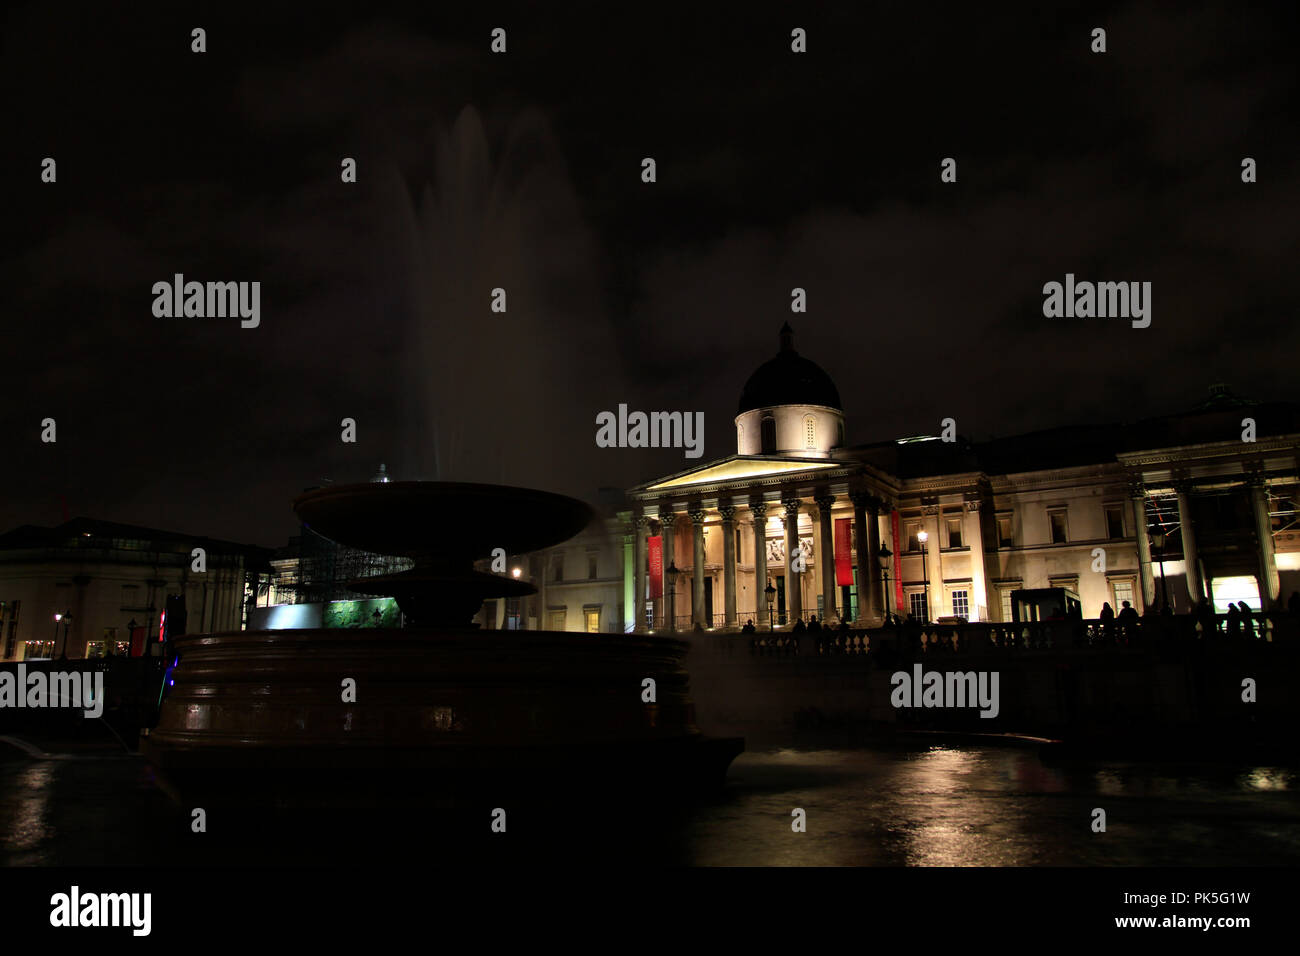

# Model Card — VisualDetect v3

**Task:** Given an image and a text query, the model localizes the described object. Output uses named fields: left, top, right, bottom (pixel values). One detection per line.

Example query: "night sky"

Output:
left=3, top=2, right=1297, bottom=547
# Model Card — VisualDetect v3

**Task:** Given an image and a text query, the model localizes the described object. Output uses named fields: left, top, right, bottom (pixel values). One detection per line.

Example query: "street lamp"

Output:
left=666, top=561, right=681, bottom=632
left=917, top=530, right=930, bottom=623
left=765, top=579, right=777, bottom=632
left=59, top=610, right=72, bottom=659
left=52, top=612, right=61, bottom=656
left=878, top=543, right=893, bottom=622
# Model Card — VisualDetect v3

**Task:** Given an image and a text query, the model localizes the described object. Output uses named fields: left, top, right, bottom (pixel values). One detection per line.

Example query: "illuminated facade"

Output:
left=0, top=518, right=269, bottom=660
left=623, top=326, right=1300, bottom=631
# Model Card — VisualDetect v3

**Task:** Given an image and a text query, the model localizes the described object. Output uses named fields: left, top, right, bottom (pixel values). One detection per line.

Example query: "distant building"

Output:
left=623, top=325, right=1300, bottom=631
left=0, top=518, right=272, bottom=661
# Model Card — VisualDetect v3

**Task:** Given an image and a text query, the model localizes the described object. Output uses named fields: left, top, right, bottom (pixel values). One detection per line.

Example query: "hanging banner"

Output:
left=648, top=535, right=663, bottom=599
left=891, top=510, right=905, bottom=611
left=834, top=517, right=854, bottom=586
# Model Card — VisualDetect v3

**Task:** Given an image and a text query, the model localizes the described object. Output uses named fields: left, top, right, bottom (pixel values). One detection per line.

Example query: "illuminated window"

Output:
left=908, top=591, right=929, bottom=621
left=906, top=520, right=921, bottom=552
left=584, top=607, right=601, bottom=632
left=951, top=590, right=969, bottom=620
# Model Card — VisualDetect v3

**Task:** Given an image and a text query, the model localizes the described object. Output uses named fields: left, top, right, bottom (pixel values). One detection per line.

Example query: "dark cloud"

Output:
left=1, top=1, right=1296, bottom=544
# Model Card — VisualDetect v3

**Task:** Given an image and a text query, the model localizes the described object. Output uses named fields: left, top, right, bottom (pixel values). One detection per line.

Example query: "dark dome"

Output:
left=738, top=323, right=842, bottom=415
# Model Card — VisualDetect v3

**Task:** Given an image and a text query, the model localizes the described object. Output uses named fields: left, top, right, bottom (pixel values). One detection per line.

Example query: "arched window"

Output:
left=805, top=416, right=816, bottom=449
left=837, top=422, right=845, bottom=447
left=761, top=417, right=777, bottom=455
left=737, top=423, right=744, bottom=450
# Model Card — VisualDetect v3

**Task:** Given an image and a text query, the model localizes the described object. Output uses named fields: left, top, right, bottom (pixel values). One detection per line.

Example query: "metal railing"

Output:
left=720, top=612, right=1300, bottom=658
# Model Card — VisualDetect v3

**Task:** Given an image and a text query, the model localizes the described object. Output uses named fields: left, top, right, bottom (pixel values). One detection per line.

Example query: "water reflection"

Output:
left=3, top=744, right=1299, bottom=866
left=0, top=763, right=55, bottom=859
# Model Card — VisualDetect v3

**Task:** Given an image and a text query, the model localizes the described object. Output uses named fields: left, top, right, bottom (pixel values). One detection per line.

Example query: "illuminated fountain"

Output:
left=142, top=481, right=742, bottom=811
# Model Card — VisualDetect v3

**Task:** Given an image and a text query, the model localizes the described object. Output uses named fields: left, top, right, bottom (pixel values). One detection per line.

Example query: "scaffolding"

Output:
left=289, top=526, right=413, bottom=605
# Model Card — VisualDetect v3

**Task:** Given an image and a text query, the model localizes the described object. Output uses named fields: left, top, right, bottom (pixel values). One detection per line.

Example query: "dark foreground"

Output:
left=3, top=728, right=1299, bottom=867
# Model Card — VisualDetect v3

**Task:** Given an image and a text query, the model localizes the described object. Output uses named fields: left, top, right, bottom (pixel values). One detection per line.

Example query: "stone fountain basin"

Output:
left=142, top=627, right=743, bottom=807
left=293, top=481, right=595, bottom=560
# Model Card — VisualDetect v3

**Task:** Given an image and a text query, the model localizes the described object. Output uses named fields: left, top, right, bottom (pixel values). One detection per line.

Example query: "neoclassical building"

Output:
left=623, top=324, right=1300, bottom=632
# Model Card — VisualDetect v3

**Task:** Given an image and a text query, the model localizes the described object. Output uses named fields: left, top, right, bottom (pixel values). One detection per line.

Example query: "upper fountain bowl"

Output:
left=292, top=481, right=595, bottom=560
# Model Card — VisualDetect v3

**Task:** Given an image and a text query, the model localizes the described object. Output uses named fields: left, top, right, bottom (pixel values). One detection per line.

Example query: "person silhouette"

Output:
left=1239, top=601, right=1255, bottom=639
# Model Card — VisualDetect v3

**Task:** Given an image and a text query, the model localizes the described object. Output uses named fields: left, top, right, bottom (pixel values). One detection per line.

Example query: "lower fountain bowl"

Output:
left=142, top=627, right=743, bottom=809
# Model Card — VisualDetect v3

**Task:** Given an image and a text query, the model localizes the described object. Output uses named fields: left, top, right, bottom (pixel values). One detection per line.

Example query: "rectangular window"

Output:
left=587, top=555, right=598, bottom=580
left=1104, top=504, right=1125, bottom=539
left=1049, top=509, right=1069, bottom=544
left=946, top=516, right=963, bottom=549
left=997, top=513, right=1013, bottom=548
left=552, top=556, right=563, bottom=582
left=548, top=609, right=566, bottom=631
left=584, top=608, right=600, bottom=633
left=1112, top=580, right=1135, bottom=613
left=735, top=528, right=743, bottom=559
left=999, top=588, right=1014, bottom=623
left=906, top=520, right=921, bottom=552
left=909, top=591, right=928, bottom=621
left=951, top=589, right=969, bottom=620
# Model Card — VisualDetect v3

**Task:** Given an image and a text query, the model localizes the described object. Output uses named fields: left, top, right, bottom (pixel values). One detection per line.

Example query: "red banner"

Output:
left=891, top=510, right=904, bottom=612
left=834, top=517, right=853, bottom=586
left=647, top=535, right=663, bottom=599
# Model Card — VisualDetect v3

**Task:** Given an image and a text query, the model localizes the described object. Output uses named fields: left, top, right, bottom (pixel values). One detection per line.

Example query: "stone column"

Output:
left=690, top=509, right=707, bottom=627
left=751, top=500, right=768, bottom=625
left=923, top=503, right=942, bottom=620
left=633, top=514, right=648, bottom=633
left=1130, top=481, right=1155, bottom=609
left=815, top=494, right=837, bottom=623
left=783, top=498, right=803, bottom=623
left=660, top=509, right=677, bottom=631
left=851, top=494, right=875, bottom=625
left=1175, top=480, right=1203, bottom=604
left=965, top=496, right=988, bottom=622
left=719, top=505, right=738, bottom=628
left=1248, top=474, right=1281, bottom=605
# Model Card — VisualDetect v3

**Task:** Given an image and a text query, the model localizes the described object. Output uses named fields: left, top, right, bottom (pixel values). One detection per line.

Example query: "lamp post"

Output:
left=878, top=543, right=893, bottom=622
left=765, top=579, right=776, bottom=632
left=52, top=612, right=61, bottom=657
left=917, top=530, right=930, bottom=622
left=666, top=561, right=680, bottom=632
left=59, top=610, right=72, bottom=659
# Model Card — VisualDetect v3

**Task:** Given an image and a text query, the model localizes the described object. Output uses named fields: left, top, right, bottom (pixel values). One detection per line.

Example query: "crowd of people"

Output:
left=736, top=590, right=1300, bottom=650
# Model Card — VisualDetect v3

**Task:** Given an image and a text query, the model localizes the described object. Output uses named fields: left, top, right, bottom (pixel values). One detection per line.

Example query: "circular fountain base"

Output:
left=143, top=627, right=742, bottom=810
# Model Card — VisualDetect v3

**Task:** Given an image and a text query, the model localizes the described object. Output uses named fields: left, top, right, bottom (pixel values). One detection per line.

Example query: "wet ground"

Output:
left=4, top=728, right=1299, bottom=866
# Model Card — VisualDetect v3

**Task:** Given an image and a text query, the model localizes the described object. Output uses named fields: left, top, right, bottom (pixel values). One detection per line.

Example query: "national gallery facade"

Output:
left=507, top=324, right=1300, bottom=634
